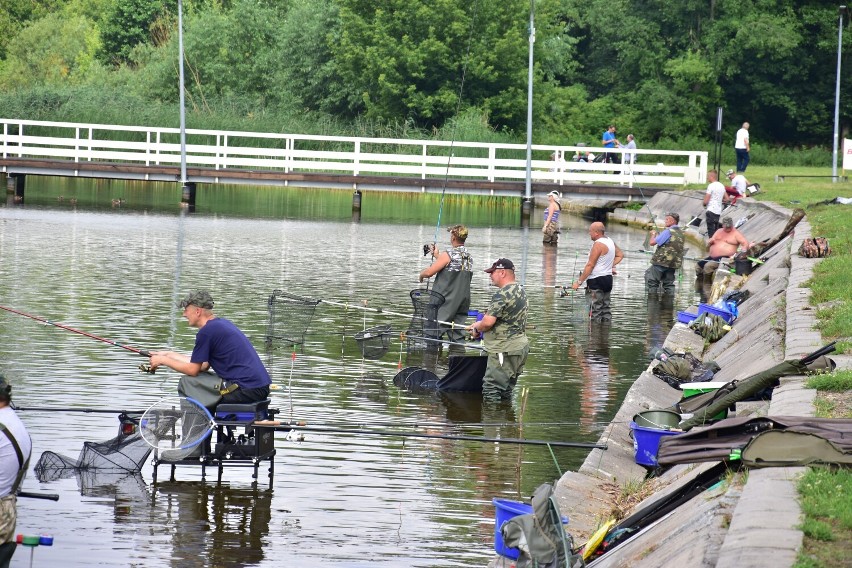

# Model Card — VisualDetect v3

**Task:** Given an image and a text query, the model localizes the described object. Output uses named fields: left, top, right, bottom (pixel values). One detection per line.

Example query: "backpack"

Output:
left=798, top=237, right=831, bottom=258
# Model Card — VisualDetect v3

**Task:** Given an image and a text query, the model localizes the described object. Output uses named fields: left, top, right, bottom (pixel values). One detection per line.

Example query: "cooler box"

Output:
left=679, top=381, right=727, bottom=398
left=697, top=303, right=735, bottom=323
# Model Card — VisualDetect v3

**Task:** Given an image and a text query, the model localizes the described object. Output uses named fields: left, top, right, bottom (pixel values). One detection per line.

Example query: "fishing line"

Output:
left=427, top=0, right=481, bottom=255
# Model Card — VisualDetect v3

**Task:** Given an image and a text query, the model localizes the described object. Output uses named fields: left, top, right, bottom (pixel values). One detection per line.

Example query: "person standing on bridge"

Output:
left=542, top=190, right=562, bottom=246
left=644, top=212, right=685, bottom=295
left=571, top=222, right=624, bottom=322
left=601, top=125, right=620, bottom=167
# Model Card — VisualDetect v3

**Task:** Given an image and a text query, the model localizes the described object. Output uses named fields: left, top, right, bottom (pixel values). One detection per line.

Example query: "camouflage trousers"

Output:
left=0, top=494, right=16, bottom=544
left=585, top=288, right=612, bottom=322
left=645, top=265, right=677, bottom=294
left=482, top=346, right=530, bottom=402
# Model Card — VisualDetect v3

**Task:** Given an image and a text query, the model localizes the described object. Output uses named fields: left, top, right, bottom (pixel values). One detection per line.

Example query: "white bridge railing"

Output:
left=1, top=118, right=707, bottom=187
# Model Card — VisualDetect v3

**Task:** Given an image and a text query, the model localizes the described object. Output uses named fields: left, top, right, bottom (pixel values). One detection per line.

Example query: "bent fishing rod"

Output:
left=254, top=420, right=607, bottom=450
left=0, top=304, right=150, bottom=357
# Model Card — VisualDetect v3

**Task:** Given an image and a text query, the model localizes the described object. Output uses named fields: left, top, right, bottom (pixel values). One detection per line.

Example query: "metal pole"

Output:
left=833, top=6, right=846, bottom=182
left=524, top=0, right=535, bottom=200
left=178, top=0, right=187, bottom=186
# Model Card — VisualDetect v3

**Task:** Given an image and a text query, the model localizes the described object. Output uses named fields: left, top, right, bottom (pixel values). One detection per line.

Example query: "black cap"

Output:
left=485, top=258, right=515, bottom=273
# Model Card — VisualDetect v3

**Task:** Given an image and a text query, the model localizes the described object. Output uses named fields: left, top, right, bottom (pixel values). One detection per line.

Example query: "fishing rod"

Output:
left=17, top=491, right=59, bottom=501
left=316, top=297, right=467, bottom=330
left=0, top=305, right=150, bottom=357
left=254, top=420, right=608, bottom=450
left=13, top=406, right=147, bottom=414
left=631, top=249, right=704, bottom=262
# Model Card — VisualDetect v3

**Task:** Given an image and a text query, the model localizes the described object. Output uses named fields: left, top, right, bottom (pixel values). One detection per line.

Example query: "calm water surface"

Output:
left=0, top=178, right=699, bottom=567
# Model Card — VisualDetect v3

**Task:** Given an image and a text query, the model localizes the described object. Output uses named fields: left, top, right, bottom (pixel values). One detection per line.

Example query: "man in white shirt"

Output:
left=726, top=169, right=749, bottom=200
left=619, top=134, right=637, bottom=168
left=703, top=170, right=729, bottom=237
left=571, top=222, right=624, bottom=322
left=735, top=122, right=750, bottom=172
left=0, top=375, right=32, bottom=568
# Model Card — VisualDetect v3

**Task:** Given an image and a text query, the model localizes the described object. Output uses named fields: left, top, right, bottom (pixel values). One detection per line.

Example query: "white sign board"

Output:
left=845, top=138, right=852, bottom=171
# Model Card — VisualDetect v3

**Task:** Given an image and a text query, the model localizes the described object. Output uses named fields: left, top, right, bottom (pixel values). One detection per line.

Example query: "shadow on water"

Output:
left=1, top=178, right=700, bottom=566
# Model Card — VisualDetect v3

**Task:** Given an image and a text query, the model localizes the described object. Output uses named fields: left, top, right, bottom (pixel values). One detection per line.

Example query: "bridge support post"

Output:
left=181, top=182, right=196, bottom=207
left=6, top=173, right=25, bottom=203
left=352, top=189, right=362, bottom=211
left=520, top=197, right=532, bottom=228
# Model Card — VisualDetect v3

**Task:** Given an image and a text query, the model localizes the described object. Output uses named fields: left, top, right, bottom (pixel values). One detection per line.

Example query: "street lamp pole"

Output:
left=524, top=0, right=535, bottom=202
left=832, top=6, right=848, bottom=182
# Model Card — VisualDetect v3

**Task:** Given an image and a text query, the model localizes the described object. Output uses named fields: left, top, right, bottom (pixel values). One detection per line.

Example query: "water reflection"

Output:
left=1, top=180, right=699, bottom=567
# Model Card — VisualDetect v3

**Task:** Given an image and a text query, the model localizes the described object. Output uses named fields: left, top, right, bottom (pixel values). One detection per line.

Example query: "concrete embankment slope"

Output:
left=548, top=192, right=843, bottom=568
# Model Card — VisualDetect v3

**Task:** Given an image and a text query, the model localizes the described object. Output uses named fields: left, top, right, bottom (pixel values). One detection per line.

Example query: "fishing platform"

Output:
left=151, top=399, right=278, bottom=490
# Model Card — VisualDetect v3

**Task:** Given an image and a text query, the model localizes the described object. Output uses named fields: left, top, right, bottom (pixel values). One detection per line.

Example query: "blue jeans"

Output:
left=735, top=148, right=749, bottom=172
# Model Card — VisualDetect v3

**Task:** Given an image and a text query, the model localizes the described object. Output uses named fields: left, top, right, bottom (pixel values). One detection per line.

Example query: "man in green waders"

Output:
left=645, top=212, right=685, bottom=294
left=467, top=259, right=529, bottom=402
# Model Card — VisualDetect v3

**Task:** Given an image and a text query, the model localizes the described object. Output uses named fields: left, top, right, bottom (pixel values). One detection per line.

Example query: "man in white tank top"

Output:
left=571, top=222, right=624, bottom=322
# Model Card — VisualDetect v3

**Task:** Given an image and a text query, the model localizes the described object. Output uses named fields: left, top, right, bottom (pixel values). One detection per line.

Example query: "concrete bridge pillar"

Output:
left=5, top=173, right=25, bottom=203
left=352, top=190, right=362, bottom=211
left=520, top=197, right=532, bottom=228
left=181, top=182, right=196, bottom=208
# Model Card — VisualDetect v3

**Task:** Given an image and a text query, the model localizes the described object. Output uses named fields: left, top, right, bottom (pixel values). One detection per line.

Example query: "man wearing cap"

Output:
left=542, top=191, right=562, bottom=245
left=702, top=170, right=729, bottom=238
left=571, top=222, right=624, bottom=322
left=697, top=218, right=752, bottom=275
left=149, top=291, right=272, bottom=408
left=725, top=169, right=750, bottom=202
left=645, top=212, right=685, bottom=294
left=0, top=375, right=32, bottom=568
left=467, top=259, right=529, bottom=402
left=420, top=225, right=473, bottom=349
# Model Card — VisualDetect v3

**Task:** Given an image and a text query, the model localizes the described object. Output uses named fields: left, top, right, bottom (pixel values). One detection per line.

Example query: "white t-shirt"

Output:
left=735, top=128, right=749, bottom=150
left=706, top=181, right=727, bottom=215
left=0, top=406, right=32, bottom=497
left=731, top=174, right=748, bottom=195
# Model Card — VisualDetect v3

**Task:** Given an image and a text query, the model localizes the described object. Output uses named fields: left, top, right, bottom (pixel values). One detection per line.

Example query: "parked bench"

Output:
left=774, top=175, right=848, bottom=182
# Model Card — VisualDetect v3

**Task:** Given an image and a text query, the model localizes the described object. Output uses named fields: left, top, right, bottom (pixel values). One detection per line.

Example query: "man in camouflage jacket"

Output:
left=467, top=259, right=530, bottom=402
left=645, top=212, right=686, bottom=294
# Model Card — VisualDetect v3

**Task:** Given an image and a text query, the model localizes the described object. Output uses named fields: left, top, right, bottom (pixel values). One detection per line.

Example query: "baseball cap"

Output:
left=547, top=190, right=561, bottom=200
left=666, top=212, right=680, bottom=223
left=484, top=258, right=515, bottom=273
left=722, top=217, right=734, bottom=228
left=179, top=290, right=215, bottom=309
left=726, top=169, right=735, bottom=176
left=447, top=224, right=468, bottom=240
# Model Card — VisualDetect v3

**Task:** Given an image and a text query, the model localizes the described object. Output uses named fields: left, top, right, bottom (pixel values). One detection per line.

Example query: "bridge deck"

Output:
left=1, top=157, right=663, bottom=201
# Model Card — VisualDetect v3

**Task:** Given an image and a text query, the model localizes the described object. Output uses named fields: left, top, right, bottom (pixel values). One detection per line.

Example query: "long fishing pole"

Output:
left=0, top=305, right=150, bottom=356
left=13, top=406, right=147, bottom=414
left=255, top=420, right=607, bottom=450
left=316, top=298, right=466, bottom=330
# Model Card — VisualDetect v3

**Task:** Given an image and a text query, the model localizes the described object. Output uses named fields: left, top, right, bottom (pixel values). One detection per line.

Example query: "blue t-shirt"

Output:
left=191, top=318, right=271, bottom=389
left=655, top=227, right=673, bottom=246
left=602, top=131, right=616, bottom=148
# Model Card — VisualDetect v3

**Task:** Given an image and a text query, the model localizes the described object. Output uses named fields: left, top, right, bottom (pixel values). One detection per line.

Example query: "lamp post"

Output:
left=832, top=5, right=848, bottom=182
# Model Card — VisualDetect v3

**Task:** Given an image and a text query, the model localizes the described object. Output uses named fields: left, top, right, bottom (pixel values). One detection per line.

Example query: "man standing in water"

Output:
left=0, top=375, right=32, bottom=568
left=645, top=213, right=685, bottom=295
left=571, top=222, right=624, bottom=322
left=149, top=291, right=272, bottom=407
left=467, top=259, right=529, bottom=402
left=420, top=225, right=473, bottom=352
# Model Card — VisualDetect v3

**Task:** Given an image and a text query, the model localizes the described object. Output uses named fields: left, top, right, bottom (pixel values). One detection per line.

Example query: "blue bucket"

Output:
left=492, top=498, right=568, bottom=559
left=630, top=415, right=681, bottom=467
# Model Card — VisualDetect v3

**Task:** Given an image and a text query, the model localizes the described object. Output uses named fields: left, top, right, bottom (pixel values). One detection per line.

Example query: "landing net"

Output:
left=266, top=289, right=320, bottom=349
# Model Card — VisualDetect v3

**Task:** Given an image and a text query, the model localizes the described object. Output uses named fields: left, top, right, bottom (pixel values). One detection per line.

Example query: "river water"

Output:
left=0, top=178, right=699, bottom=567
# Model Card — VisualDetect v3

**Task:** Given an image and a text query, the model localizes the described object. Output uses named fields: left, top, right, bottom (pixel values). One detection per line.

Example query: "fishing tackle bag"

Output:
left=797, top=237, right=831, bottom=258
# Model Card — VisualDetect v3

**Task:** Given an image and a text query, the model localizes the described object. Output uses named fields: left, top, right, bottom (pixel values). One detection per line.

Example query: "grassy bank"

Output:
left=746, top=168, right=852, bottom=568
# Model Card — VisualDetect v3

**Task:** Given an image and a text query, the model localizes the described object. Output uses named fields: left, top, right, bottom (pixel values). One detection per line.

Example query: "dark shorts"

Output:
left=221, top=385, right=271, bottom=404
left=587, top=275, right=613, bottom=293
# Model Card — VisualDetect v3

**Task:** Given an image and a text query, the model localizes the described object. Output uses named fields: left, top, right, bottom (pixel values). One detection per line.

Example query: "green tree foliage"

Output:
left=0, top=12, right=102, bottom=89
left=0, top=0, right=849, bottom=149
